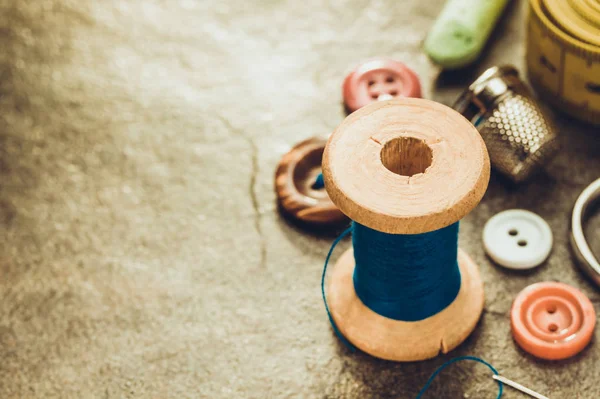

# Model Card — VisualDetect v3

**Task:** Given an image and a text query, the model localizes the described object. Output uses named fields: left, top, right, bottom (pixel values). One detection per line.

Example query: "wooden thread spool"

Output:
left=322, top=98, right=490, bottom=361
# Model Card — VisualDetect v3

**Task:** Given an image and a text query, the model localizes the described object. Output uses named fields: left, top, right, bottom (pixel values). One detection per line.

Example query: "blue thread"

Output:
left=313, top=173, right=324, bottom=189
left=321, top=225, right=354, bottom=350
left=322, top=222, right=462, bottom=347
left=352, top=222, right=461, bottom=321
left=416, top=356, right=503, bottom=398
left=473, top=114, right=484, bottom=128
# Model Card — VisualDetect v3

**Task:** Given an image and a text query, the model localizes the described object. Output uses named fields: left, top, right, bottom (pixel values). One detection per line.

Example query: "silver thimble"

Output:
left=453, top=65, right=559, bottom=183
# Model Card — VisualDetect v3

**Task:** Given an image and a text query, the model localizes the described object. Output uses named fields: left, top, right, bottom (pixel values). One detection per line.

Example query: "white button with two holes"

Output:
left=483, top=209, right=553, bottom=270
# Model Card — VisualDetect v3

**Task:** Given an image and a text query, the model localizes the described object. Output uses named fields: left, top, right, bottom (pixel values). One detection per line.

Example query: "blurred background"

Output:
left=0, top=0, right=599, bottom=398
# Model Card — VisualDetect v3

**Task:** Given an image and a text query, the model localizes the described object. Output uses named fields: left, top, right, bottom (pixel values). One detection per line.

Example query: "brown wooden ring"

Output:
left=322, top=98, right=491, bottom=361
left=275, top=138, right=347, bottom=226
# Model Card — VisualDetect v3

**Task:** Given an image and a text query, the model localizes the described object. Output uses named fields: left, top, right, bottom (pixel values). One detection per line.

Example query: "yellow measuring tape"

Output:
left=527, top=0, right=600, bottom=125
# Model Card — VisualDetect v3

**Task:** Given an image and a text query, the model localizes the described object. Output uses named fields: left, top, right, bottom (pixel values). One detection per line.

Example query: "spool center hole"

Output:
left=380, top=137, right=433, bottom=177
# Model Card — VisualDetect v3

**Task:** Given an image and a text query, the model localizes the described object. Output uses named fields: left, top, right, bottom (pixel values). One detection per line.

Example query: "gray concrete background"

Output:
left=0, top=0, right=599, bottom=398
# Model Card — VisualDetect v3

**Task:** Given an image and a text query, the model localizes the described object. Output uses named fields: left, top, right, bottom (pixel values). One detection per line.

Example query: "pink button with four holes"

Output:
left=343, top=59, right=421, bottom=113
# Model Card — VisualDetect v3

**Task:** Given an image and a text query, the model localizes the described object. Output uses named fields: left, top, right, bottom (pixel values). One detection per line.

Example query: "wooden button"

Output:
left=343, top=59, right=422, bottom=113
left=511, top=282, right=596, bottom=360
left=275, top=138, right=347, bottom=226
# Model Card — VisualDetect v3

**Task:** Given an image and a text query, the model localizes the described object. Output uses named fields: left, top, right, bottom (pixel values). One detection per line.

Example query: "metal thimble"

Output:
left=453, top=65, right=559, bottom=183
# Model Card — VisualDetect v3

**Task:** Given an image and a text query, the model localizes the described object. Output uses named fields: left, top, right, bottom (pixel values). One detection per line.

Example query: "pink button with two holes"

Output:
left=343, top=59, right=422, bottom=113
left=511, top=282, right=596, bottom=360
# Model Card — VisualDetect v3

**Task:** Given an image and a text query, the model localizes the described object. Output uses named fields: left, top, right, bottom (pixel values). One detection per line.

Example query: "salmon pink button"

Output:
left=343, top=59, right=421, bottom=113
left=511, top=282, right=596, bottom=360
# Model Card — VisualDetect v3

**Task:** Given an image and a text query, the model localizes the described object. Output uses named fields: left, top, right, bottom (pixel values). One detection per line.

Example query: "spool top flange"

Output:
left=322, top=98, right=490, bottom=234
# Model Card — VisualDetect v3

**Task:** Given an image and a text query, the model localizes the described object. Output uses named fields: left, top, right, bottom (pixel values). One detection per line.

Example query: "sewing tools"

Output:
left=453, top=65, right=559, bottom=183
left=343, top=59, right=422, bottom=113
left=492, top=375, right=550, bottom=399
left=321, top=98, right=490, bottom=361
left=276, top=60, right=424, bottom=227
left=511, top=282, right=596, bottom=360
left=483, top=209, right=553, bottom=270
left=527, top=0, right=600, bottom=125
left=416, top=355, right=551, bottom=399
left=571, top=178, right=600, bottom=286
left=275, top=137, right=347, bottom=226
left=424, top=0, right=510, bottom=69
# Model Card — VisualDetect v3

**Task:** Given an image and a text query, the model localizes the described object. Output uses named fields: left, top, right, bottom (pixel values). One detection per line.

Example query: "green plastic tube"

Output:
left=424, top=0, right=511, bottom=69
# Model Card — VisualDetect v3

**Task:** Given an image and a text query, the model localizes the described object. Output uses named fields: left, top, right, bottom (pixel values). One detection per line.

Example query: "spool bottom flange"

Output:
left=327, top=248, right=484, bottom=361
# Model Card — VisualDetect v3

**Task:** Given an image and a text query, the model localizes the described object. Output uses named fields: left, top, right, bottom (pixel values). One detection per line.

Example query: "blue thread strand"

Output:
left=352, top=222, right=462, bottom=321
left=321, top=226, right=355, bottom=351
left=416, top=356, right=503, bottom=398
left=313, top=173, right=324, bottom=189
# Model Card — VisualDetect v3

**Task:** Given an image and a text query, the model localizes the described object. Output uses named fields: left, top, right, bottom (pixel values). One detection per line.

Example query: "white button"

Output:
left=483, top=209, right=553, bottom=269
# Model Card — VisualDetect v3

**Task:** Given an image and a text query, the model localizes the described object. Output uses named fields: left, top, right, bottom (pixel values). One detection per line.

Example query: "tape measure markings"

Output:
left=527, top=0, right=600, bottom=124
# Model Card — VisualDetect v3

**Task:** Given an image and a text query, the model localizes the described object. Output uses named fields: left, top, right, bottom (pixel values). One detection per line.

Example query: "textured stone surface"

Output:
left=0, top=0, right=599, bottom=398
